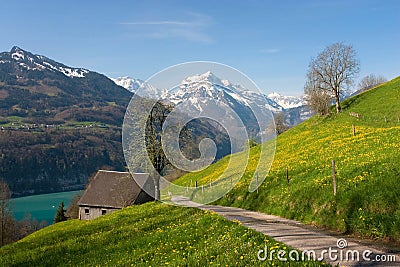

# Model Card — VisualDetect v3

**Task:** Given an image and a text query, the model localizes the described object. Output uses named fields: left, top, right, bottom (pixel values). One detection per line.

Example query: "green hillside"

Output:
left=175, top=77, right=400, bottom=241
left=0, top=202, right=324, bottom=267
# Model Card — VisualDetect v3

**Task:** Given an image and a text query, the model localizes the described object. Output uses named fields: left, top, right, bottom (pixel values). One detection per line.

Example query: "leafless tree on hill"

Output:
left=357, top=74, right=387, bottom=93
left=305, top=42, right=360, bottom=114
left=274, top=112, right=290, bottom=134
left=304, top=80, right=332, bottom=116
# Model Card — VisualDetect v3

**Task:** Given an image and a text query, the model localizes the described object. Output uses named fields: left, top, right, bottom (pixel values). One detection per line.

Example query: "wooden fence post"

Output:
left=256, top=173, right=259, bottom=193
left=352, top=124, right=356, bottom=136
left=332, top=160, right=337, bottom=197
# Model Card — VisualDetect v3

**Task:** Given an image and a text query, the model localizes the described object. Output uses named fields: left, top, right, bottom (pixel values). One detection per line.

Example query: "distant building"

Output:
left=77, top=170, right=153, bottom=220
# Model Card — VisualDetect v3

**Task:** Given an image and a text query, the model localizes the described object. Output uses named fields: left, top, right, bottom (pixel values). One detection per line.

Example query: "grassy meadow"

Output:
left=0, top=202, right=326, bottom=267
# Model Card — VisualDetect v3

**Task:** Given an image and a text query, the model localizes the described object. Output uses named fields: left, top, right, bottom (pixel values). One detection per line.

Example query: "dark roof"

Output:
left=78, top=170, right=150, bottom=209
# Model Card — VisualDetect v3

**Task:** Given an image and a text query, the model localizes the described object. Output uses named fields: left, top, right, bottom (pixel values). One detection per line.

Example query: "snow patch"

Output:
left=267, top=92, right=305, bottom=109
left=59, top=67, right=88, bottom=78
left=11, top=51, right=25, bottom=61
left=34, top=62, right=46, bottom=70
left=19, top=62, right=36, bottom=70
left=42, top=61, right=88, bottom=77
left=112, top=76, right=145, bottom=92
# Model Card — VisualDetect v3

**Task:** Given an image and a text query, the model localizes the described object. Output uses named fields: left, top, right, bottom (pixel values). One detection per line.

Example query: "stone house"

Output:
left=77, top=170, right=153, bottom=220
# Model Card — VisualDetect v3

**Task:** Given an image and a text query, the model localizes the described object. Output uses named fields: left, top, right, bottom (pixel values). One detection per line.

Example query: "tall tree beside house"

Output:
left=305, top=42, right=360, bottom=113
left=124, top=98, right=200, bottom=201
left=145, top=101, right=192, bottom=200
left=0, top=179, right=16, bottom=247
left=54, top=202, right=67, bottom=223
left=145, top=101, right=174, bottom=200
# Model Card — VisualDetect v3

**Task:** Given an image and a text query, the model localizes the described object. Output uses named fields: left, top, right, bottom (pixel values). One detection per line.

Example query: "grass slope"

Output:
left=0, top=202, right=324, bottom=267
left=175, top=77, right=400, bottom=241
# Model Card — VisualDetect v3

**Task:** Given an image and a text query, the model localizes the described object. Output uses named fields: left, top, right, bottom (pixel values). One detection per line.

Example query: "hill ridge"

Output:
left=174, top=76, right=400, bottom=242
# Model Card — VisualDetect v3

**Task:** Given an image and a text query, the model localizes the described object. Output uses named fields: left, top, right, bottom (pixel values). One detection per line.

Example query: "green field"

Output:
left=11, top=190, right=82, bottom=224
left=174, top=77, right=400, bottom=241
left=0, top=202, right=326, bottom=267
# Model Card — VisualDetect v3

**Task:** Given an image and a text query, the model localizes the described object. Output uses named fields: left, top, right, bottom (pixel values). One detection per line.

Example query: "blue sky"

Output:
left=1, top=0, right=399, bottom=96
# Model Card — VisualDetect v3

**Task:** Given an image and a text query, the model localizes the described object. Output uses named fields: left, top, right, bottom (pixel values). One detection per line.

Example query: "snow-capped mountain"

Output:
left=121, top=71, right=283, bottom=143
left=112, top=72, right=313, bottom=128
left=165, top=71, right=279, bottom=147
left=169, top=71, right=283, bottom=113
left=0, top=46, right=132, bottom=124
left=0, top=46, right=89, bottom=78
left=267, top=92, right=305, bottom=109
left=111, top=76, right=145, bottom=93
left=113, top=72, right=283, bottom=112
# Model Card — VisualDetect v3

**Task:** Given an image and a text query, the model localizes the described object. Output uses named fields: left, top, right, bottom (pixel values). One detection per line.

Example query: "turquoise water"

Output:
left=10, top=190, right=82, bottom=224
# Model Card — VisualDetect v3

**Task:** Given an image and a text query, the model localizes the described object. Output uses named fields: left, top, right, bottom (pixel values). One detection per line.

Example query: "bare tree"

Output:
left=145, top=101, right=193, bottom=200
left=304, top=80, right=332, bottom=116
left=306, top=42, right=360, bottom=113
left=274, top=112, right=290, bottom=134
left=17, top=213, right=35, bottom=239
left=16, top=213, right=46, bottom=240
left=358, top=74, right=387, bottom=93
left=66, top=192, right=82, bottom=219
left=0, top=179, right=15, bottom=247
left=145, top=101, right=172, bottom=200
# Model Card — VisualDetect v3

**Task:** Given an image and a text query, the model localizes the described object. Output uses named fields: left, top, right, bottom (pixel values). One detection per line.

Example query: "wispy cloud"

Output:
left=119, top=13, right=212, bottom=43
left=260, top=48, right=280, bottom=54
left=119, top=21, right=191, bottom=26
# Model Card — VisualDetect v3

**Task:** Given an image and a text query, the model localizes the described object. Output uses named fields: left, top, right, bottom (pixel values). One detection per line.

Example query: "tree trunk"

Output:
left=335, top=93, right=341, bottom=113
left=1, top=215, right=4, bottom=247
left=154, top=178, right=160, bottom=201
left=152, top=172, right=160, bottom=201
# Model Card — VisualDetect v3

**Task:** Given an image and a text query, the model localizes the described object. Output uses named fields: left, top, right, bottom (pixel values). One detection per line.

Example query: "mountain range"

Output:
left=0, top=46, right=132, bottom=125
left=0, top=46, right=132, bottom=196
left=112, top=74, right=312, bottom=127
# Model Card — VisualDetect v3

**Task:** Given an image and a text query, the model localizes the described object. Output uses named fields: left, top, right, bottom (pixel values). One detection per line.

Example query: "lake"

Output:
left=10, top=190, right=82, bottom=224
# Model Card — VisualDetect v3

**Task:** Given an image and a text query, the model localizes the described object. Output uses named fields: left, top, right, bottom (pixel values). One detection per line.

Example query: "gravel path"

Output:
left=172, top=196, right=399, bottom=266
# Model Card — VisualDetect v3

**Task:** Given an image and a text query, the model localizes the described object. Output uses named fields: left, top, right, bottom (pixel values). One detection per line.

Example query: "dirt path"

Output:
left=171, top=196, right=399, bottom=266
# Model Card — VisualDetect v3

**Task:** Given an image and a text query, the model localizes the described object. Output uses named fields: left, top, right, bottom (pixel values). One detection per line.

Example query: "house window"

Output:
left=85, top=208, right=90, bottom=215
left=101, top=209, right=107, bottom=215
